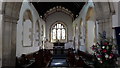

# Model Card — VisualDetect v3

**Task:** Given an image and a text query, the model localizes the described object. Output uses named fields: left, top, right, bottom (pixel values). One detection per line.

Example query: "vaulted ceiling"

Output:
left=32, top=2, right=85, bottom=19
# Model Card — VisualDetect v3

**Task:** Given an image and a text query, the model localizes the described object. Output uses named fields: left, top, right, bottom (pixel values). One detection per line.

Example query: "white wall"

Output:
left=86, top=20, right=95, bottom=54
left=73, top=2, right=118, bottom=54
left=73, top=2, right=94, bottom=52
left=0, top=2, right=2, bottom=67
left=0, top=14, right=2, bottom=68
left=118, top=2, right=120, bottom=26
left=39, top=18, right=46, bottom=49
left=112, top=2, right=118, bottom=40
left=112, top=2, right=118, bottom=27
left=16, top=2, right=45, bottom=57
left=46, top=12, right=73, bottom=49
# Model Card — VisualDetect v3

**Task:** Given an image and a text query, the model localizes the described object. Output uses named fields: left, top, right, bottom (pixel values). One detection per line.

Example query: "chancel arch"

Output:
left=44, top=6, right=74, bottom=20
left=51, top=21, right=67, bottom=43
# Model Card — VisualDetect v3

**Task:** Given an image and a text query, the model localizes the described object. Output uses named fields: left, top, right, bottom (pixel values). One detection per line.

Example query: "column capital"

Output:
left=3, top=14, right=19, bottom=24
left=97, top=18, right=111, bottom=23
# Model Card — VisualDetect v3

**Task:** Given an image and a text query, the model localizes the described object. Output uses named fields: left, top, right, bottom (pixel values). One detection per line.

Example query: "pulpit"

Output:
left=53, top=42, right=65, bottom=55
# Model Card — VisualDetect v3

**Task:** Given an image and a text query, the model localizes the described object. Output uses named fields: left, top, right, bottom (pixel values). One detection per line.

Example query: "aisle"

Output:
left=49, top=54, right=69, bottom=67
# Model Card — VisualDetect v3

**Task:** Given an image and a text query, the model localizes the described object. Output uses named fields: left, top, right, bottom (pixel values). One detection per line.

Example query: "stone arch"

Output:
left=35, top=20, right=40, bottom=46
left=44, top=6, right=74, bottom=20
left=1, top=2, right=22, bottom=67
left=22, top=9, right=33, bottom=47
left=85, top=7, right=96, bottom=54
left=86, top=7, right=95, bottom=21
left=51, top=21, right=67, bottom=28
left=79, top=18, right=86, bottom=52
left=79, top=19, right=83, bottom=35
left=23, top=9, right=33, bottom=22
left=74, top=24, right=79, bottom=50
left=50, top=21, right=67, bottom=42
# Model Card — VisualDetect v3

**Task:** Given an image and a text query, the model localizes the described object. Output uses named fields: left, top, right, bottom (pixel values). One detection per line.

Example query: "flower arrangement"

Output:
left=91, top=40, right=114, bottom=64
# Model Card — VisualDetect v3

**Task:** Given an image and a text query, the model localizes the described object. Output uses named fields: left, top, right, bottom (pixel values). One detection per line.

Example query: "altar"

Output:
left=53, top=42, right=65, bottom=55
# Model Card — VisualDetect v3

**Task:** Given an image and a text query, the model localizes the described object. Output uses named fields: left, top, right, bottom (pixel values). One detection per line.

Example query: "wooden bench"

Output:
left=77, top=50, right=94, bottom=67
left=16, top=52, right=36, bottom=68
left=16, top=49, right=53, bottom=68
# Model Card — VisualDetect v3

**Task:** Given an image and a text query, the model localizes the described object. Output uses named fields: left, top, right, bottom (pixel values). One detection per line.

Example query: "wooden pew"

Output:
left=16, top=52, right=37, bottom=68
left=77, top=50, right=94, bottom=67
left=67, top=49, right=76, bottom=66
left=16, top=49, right=52, bottom=68
left=32, top=49, right=52, bottom=67
left=67, top=49, right=94, bottom=67
left=77, top=50, right=94, bottom=61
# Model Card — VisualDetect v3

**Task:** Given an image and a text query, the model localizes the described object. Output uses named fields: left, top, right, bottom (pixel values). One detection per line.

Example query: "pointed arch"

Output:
left=22, top=9, right=33, bottom=47
left=51, top=21, right=67, bottom=42
left=85, top=7, right=96, bottom=53
left=86, top=7, right=95, bottom=21
left=23, top=9, right=33, bottom=22
left=44, top=6, right=74, bottom=20
left=35, top=20, right=40, bottom=46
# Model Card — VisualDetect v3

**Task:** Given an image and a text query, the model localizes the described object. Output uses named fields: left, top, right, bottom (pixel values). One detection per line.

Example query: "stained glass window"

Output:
left=62, top=29, right=65, bottom=39
left=57, top=29, right=61, bottom=40
left=53, top=29, right=56, bottom=39
left=51, top=22, right=66, bottom=42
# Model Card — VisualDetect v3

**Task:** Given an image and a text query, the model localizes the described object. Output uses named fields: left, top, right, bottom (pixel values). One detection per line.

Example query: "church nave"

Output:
left=0, top=0, right=120, bottom=68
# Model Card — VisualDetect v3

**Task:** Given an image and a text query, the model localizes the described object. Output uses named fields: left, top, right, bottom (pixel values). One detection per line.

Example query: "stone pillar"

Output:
left=0, top=2, right=22, bottom=68
left=0, top=13, right=3, bottom=68
left=0, top=2, right=2, bottom=68
left=2, top=15, right=18, bottom=68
